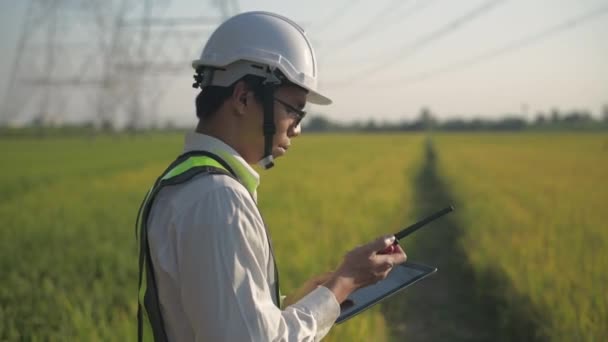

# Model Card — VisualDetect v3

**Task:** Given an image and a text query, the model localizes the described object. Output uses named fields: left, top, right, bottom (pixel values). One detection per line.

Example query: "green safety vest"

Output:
left=136, top=150, right=281, bottom=342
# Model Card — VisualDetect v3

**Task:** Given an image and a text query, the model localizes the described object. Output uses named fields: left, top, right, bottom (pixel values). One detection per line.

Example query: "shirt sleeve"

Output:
left=174, top=182, right=340, bottom=341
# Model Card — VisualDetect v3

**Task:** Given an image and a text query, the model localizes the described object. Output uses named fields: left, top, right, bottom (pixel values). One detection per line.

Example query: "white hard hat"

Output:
left=192, top=11, right=331, bottom=105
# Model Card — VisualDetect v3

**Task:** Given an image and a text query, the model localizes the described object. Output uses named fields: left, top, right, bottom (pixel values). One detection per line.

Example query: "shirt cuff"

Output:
left=296, top=285, right=340, bottom=338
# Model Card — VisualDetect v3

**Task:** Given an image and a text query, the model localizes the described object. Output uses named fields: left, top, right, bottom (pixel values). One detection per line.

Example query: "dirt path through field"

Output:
left=381, top=139, right=543, bottom=341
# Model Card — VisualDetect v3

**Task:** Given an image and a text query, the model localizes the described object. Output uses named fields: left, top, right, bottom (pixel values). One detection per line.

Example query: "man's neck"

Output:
left=196, top=120, right=254, bottom=164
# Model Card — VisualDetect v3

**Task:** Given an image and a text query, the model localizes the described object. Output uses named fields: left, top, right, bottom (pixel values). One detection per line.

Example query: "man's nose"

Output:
left=289, top=122, right=301, bottom=137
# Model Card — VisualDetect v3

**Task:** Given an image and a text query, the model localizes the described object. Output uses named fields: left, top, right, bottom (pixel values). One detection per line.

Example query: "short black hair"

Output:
left=195, top=74, right=266, bottom=120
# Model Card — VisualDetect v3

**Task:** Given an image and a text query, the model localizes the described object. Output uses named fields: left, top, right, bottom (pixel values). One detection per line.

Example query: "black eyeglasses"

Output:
left=274, top=97, right=306, bottom=126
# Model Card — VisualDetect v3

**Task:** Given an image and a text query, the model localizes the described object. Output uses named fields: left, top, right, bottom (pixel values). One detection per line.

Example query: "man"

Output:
left=137, top=11, right=407, bottom=341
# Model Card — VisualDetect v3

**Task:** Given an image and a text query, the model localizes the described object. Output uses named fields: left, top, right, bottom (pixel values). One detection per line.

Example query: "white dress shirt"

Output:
left=147, top=132, right=340, bottom=341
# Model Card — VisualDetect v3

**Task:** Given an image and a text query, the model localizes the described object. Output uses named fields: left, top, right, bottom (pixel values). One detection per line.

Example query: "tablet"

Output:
left=336, top=262, right=437, bottom=324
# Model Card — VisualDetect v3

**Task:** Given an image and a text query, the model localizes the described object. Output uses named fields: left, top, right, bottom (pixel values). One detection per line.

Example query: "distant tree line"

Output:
left=304, top=105, right=608, bottom=132
left=2, top=105, right=607, bottom=137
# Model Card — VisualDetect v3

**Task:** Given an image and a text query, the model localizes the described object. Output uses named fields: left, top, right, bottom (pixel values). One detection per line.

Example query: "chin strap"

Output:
left=258, top=69, right=282, bottom=170
left=196, top=65, right=282, bottom=170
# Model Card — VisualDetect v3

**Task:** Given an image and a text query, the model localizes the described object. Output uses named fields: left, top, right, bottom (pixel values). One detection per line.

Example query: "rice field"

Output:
left=431, top=133, right=608, bottom=341
left=0, top=132, right=606, bottom=341
left=0, top=133, right=424, bottom=341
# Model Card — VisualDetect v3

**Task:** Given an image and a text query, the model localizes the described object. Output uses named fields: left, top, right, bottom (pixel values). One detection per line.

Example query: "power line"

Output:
left=373, top=4, right=608, bottom=87
left=324, top=0, right=507, bottom=87
left=320, top=0, right=438, bottom=56
left=319, top=0, right=409, bottom=49
left=308, top=0, right=363, bottom=32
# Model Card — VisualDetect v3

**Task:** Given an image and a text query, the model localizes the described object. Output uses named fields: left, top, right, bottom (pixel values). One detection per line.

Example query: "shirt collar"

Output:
left=183, top=131, right=260, bottom=196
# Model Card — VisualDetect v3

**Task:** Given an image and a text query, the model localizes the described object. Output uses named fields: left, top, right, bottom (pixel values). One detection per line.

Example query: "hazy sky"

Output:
left=1, top=0, right=607, bottom=126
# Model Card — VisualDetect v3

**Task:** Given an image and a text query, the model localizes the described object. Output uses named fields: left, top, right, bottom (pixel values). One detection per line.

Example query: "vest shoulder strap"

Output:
left=136, top=151, right=237, bottom=342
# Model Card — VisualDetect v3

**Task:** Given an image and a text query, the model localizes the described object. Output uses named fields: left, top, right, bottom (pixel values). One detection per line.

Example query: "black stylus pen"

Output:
left=393, top=206, right=454, bottom=244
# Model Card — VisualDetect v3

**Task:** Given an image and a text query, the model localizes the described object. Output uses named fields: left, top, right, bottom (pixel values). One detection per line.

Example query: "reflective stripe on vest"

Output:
left=136, top=151, right=281, bottom=342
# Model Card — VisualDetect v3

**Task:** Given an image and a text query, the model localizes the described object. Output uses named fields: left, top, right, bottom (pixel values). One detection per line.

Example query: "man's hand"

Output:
left=283, top=272, right=334, bottom=307
left=322, top=235, right=407, bottom=303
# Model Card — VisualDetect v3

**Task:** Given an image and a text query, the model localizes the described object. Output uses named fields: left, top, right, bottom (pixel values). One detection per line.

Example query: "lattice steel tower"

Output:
left=2, top=0, right=240, bottom=129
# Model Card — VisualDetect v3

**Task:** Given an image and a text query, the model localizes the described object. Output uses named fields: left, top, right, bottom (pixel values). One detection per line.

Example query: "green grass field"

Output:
left=0, top=133, right=424, bottom=341
left=431, top=133, right=608, bottom=341
left=0, top=132, right=606, bottom=341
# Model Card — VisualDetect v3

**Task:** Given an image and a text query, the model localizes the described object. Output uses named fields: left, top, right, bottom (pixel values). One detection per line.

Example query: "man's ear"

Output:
left=232, top=80, right=248, bottom=116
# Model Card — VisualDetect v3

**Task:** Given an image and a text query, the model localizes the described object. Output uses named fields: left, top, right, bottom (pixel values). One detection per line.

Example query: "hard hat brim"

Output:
left=307, top=91, right=332, bottom=106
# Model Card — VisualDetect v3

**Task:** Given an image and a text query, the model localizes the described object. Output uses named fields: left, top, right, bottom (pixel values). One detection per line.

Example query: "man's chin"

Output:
left=273, top=147, right=287, bottom=158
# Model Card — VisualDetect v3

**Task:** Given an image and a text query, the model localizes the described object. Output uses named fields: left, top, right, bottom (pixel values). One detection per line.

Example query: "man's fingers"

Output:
left=365, top=235, right=395, bottom=253
left=375, top=249, right=407, bottom=267
left=393, top=249, right=407, bottom=264
left=389, top=244, right=407, bottom=264
left=393, top=245, right=407, bottom=260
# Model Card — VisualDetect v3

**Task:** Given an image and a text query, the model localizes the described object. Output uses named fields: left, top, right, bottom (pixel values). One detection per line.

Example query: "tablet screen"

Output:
left=336, top=262, right=437, bottom=324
